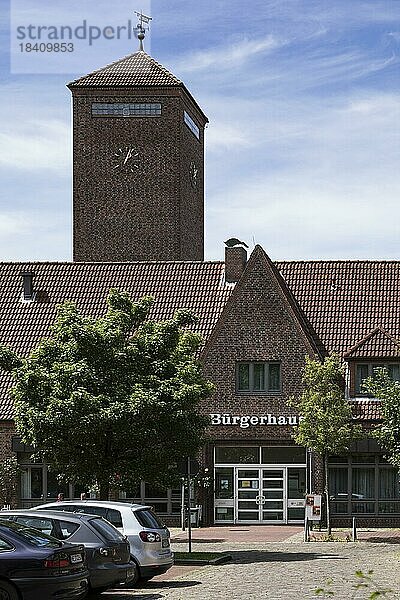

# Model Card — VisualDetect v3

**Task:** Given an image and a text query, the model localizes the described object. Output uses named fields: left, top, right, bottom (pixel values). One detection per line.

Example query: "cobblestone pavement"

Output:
left=102, top=537, right=400, bottom=600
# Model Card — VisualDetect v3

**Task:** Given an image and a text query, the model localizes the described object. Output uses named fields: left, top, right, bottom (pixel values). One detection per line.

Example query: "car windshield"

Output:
left=90, top=518, right=126, bottom=542
left=0, top=519, right=62, bottom=548
left=134, top=509, right=165, bottom=529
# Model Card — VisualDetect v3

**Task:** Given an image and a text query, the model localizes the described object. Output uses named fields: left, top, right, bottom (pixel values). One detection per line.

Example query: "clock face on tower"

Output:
left=189, top=161, right=198, bottom=189
left=113, top=145, right=140, bottom=173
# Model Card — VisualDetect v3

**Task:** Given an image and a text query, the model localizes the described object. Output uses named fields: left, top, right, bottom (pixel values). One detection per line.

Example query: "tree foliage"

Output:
left=363, top=368, right=400, bottom=470
left=289, top=354, right=362, bottom=533
left=0, top=456, right=19, bottom=507
left=0, top=289, right=213, bottom=499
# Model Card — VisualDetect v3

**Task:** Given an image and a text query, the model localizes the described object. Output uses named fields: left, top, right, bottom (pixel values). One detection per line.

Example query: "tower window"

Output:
left=184, top=110, right=200, bottom=139
left=92, top=103, right=161, bottom=117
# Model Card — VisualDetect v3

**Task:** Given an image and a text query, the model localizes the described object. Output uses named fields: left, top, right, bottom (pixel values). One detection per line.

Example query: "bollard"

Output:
left=352, top=516, right=357, bottom=541
left=304, top=517, right=310, bottom=542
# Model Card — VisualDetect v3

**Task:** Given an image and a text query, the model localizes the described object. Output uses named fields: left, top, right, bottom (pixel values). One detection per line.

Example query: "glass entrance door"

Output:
left=236, top=468, right=285, bottom=523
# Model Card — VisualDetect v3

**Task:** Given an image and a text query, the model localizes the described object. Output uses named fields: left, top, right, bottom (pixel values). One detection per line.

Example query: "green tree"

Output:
left=289, top=354, right=362, bottom=533
left=0, top=289, right=213, bottom=499
left=0, top=456, right=19, bottom=508
left=363, top=368, right=400, bottom=469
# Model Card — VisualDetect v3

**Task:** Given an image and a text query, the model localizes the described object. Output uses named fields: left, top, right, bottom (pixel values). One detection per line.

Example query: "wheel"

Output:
left=0, top=581, right=19, bottom=600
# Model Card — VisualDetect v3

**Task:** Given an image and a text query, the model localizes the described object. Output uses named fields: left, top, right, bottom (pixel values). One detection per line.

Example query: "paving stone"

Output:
left=103, top=540, right=400, bottom=599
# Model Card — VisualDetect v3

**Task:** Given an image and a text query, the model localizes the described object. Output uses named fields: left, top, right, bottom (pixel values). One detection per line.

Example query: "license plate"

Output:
left=162, top=539, right=170, bottom=548
left=70, top=553, right=83, bottom=564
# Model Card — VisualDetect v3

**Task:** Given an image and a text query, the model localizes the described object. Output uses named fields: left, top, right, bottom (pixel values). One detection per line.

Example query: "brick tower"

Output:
left=68, top=51, right=208, bottom=262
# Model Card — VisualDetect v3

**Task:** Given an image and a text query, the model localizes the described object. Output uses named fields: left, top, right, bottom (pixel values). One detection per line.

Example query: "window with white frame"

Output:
left=236, top=362, right=281, bottom=393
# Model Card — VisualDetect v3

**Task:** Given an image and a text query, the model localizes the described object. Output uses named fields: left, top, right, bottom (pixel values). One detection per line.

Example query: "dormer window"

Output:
left=21, top=271, right=36, bottom=303
left=355, top=362, right=400, bottom=395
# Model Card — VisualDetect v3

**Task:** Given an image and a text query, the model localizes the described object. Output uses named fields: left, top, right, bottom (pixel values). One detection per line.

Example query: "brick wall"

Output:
left=200, top=247, right=316, bottom=523
left=72, top=87, right=205, bottom=262
left=202, top=247, right=315, bottom=441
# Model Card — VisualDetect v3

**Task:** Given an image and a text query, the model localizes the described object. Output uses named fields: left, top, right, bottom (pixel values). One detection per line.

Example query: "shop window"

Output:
left=329, top=455, right=400, bottom=516
left=352, top=468, right=374, bottom=499
left=237, top=362, right=281, bottom=393
left=215, top=446, right=259, bottom=464
left=215, top=468, right=233, bottom=499
left=215, top=507, right=234, bottom=521
left=262, top=447, right=306, bottom=464
left=355, top=362, right=400, bottom=396
left=21, top=467, right=43, bottom=499
left=379, top=469, right=400, bottom=499
left=288, top=468, right=306, bottom=499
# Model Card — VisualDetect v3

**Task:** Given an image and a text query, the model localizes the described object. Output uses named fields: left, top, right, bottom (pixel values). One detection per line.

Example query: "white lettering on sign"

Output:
left=210, top=413, right=302, bottom=428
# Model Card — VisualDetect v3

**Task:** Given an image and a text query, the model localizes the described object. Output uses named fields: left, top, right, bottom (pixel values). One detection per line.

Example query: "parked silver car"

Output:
left=33, top=501, right=173, bottom=583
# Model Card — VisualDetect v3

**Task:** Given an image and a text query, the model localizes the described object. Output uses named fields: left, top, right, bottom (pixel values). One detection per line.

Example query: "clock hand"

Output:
left=124, top=149, right=133, bottom=165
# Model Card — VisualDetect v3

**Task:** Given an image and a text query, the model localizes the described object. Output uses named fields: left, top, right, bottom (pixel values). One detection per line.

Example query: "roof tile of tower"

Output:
left=68, top=51, right=182, bottom=88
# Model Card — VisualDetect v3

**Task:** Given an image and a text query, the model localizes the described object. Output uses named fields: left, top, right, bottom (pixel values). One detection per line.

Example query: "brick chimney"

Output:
left=225, top=246, right=247, bottom=283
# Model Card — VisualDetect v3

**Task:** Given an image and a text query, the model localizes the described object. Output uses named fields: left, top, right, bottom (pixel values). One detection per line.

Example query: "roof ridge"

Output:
left=276, top=259, right=400, bottom=265
left=0, top=260, right=224, bottom=266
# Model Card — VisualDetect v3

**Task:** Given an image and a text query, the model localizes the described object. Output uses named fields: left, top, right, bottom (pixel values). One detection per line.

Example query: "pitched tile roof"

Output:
left=0, top=261, right=233, bottom=417
left=68, top=51, right=182, bottom=88
left=0, top=257, right=399, bottom=421
left=276, top=260, right=400, bottom=356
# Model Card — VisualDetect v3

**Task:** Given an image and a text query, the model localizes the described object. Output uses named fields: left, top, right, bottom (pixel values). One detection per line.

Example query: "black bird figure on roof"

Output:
left=224, top=238, right=249, bottom=248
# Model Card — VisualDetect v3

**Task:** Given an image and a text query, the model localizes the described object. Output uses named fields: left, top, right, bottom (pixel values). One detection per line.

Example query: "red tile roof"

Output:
left=0, top=257, right=398, bottom=422
left=351, top=399, right=381, bottom=422
left=344, top=326, right=400, bottom=358
left=68, top=51, right=182, bottom=88
left=0, top=261, right=233, bottom=416
left=276, top=260, right=400, bottom=357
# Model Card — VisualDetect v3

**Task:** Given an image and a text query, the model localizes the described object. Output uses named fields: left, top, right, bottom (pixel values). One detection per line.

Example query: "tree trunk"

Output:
left=324, top=453, right=331, bottom=535
left=98, top=479, right=110, bottom=500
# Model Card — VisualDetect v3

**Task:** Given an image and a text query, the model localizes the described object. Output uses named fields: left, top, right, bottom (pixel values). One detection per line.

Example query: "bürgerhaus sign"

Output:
left=210, top=413, right=302, bottom=428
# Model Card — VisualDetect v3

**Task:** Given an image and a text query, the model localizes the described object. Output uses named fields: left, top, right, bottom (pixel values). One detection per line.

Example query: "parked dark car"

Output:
left=1, top=510, right=136, bottom=594
left=0, top=517, right=88, bottom=599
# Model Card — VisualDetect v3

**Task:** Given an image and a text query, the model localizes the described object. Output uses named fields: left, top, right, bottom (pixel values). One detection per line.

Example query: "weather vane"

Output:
left=134, top=10, right=152, bottom=51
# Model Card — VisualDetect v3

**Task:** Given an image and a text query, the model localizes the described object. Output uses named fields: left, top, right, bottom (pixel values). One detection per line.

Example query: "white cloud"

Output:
left=175, top=35, right=284, bottom=73
left=0, top=213, right=30, bottom=236
left=204, top=89, right=400, bottom=261
left=0, top=120, right=70, bottom=172
left=206, top=122, right=253, bottom=151
left=0, top=207, right=71, bottom=261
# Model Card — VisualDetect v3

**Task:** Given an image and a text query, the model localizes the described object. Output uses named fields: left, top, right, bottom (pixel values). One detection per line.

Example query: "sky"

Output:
left=0, top=0, right=399, bottom=262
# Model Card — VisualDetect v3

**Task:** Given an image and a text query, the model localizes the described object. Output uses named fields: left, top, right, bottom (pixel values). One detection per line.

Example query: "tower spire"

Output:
left=134, top=10, right=152, bottom=51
